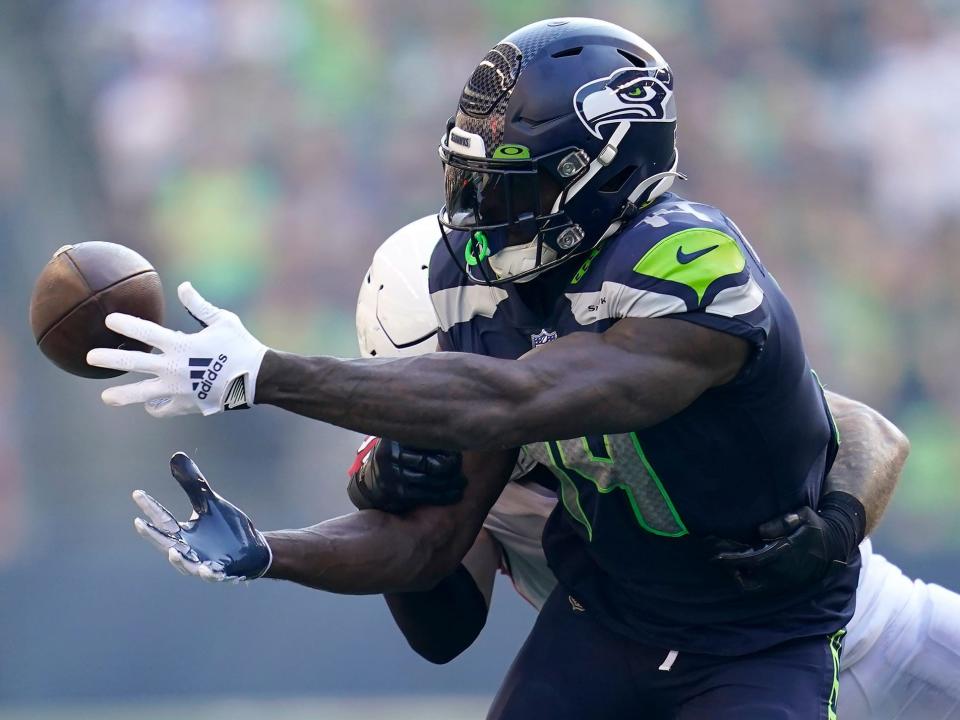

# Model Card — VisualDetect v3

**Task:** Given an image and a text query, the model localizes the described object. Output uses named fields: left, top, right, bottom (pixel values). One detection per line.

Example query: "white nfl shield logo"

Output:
left=531, top=329, right=558, bottom=348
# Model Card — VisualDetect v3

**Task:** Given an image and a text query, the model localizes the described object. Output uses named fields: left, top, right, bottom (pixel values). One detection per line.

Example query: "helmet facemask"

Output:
left=438, top=129, right=592, bottom=285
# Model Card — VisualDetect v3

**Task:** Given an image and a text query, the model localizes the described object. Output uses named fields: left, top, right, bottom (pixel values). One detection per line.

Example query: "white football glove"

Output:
left=87, top=282, right=268, bottom=417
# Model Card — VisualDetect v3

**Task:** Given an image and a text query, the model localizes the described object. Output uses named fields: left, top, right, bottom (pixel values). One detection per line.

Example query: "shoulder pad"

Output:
left=612, top=197, right=747, bottom=301
left=567, top=195, right=762, bottom=324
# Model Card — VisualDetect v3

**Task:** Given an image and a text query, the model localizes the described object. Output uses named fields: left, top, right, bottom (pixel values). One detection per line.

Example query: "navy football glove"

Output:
left=710, top=492, right=866, bottom=593
left=133, top=452, right=271, bottom=582
left=347, top=436, right=466, bottom=513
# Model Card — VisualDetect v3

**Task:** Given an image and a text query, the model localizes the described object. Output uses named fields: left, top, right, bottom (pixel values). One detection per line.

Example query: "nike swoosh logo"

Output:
left=676, top=244, right=719, bottom=264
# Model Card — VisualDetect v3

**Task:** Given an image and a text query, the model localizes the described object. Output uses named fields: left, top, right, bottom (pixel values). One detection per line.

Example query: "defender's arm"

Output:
left=711, top=393, right=909, bottom=590
left=256, top=317, right=748, bottom=450
left=824, top=391, right=909, bottom=534
left=263, top=449, right=515, bottom=593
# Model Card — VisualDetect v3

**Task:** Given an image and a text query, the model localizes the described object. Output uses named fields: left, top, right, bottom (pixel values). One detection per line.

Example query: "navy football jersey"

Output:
left=428, top=193, right=858, bottom=655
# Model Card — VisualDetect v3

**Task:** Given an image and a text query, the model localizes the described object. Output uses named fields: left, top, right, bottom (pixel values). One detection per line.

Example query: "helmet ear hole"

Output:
left=599, top=166, right=637, bottom=194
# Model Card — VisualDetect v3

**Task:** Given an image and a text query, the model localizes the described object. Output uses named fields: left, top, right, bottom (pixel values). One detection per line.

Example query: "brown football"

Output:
left=29, top=242, right=165, bottom=378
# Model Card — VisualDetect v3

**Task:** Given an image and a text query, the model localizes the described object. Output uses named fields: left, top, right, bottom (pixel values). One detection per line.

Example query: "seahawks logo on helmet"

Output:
left=574, top=67, right=676, bottom=139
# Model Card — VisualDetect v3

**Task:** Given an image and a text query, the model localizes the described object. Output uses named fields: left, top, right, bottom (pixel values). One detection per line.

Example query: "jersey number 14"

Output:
left=525, top=433, right=688, bottom=540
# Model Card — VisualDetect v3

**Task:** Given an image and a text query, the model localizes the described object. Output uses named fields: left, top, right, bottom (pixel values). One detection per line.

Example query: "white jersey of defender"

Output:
left=482, top=478, right=960, bottom=718
left=483, top=479, right=559, bottom=609
left=481, top=447, right=559, bottom=609
left=839, top=539, right=960, bottom=719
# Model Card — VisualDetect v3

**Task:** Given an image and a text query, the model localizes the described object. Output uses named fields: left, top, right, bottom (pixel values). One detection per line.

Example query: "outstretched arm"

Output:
left=824, top=391, right=909, bottom=534
left=89, top=283, right=745, bottom=447
left=263, top=448, right=516, bottom=593
left=255, top=317, right=747, bottom=449
left=136, top=449, right=516, bottom=594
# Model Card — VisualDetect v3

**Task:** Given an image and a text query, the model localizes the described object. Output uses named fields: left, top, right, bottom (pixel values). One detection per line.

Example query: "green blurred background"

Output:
left=1, top=0, right=958, bottom=716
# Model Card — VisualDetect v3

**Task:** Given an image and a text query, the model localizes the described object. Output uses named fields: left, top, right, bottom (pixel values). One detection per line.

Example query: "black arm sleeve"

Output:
left=383, top=563, right=489, bottom=664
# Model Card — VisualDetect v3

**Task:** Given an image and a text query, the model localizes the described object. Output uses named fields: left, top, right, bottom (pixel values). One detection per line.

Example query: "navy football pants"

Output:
left=488, top=588, right=844, bottom=720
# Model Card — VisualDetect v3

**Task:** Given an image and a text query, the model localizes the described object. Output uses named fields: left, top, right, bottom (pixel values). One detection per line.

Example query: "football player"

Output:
left=91, top=18, right=916, bottom=718
left=131, top=216, right=960, bottom=720
left=349, top=218, right=960, bottom=720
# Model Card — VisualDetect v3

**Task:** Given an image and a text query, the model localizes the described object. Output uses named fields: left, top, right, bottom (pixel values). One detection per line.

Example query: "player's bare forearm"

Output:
left=262, top=449, right=515, bottom=593
left=825, top=391, right=910, bottom=533
left=263, top=509, right=447, bottom=593
left=255, top=317, right=748, bottom=450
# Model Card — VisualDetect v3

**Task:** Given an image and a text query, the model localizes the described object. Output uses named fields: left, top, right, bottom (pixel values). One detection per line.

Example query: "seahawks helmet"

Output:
left=356, top=215, right=440, bottom=358
left=439, top=18, right=680, bottom=285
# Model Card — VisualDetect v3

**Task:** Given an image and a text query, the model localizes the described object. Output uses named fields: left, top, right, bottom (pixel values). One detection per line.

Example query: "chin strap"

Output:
left=486, top=230, right=563, bottom=282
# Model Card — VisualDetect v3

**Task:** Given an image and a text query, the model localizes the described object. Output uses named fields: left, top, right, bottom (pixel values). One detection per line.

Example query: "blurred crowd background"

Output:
left=1, top=0, right=959, bottom=715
